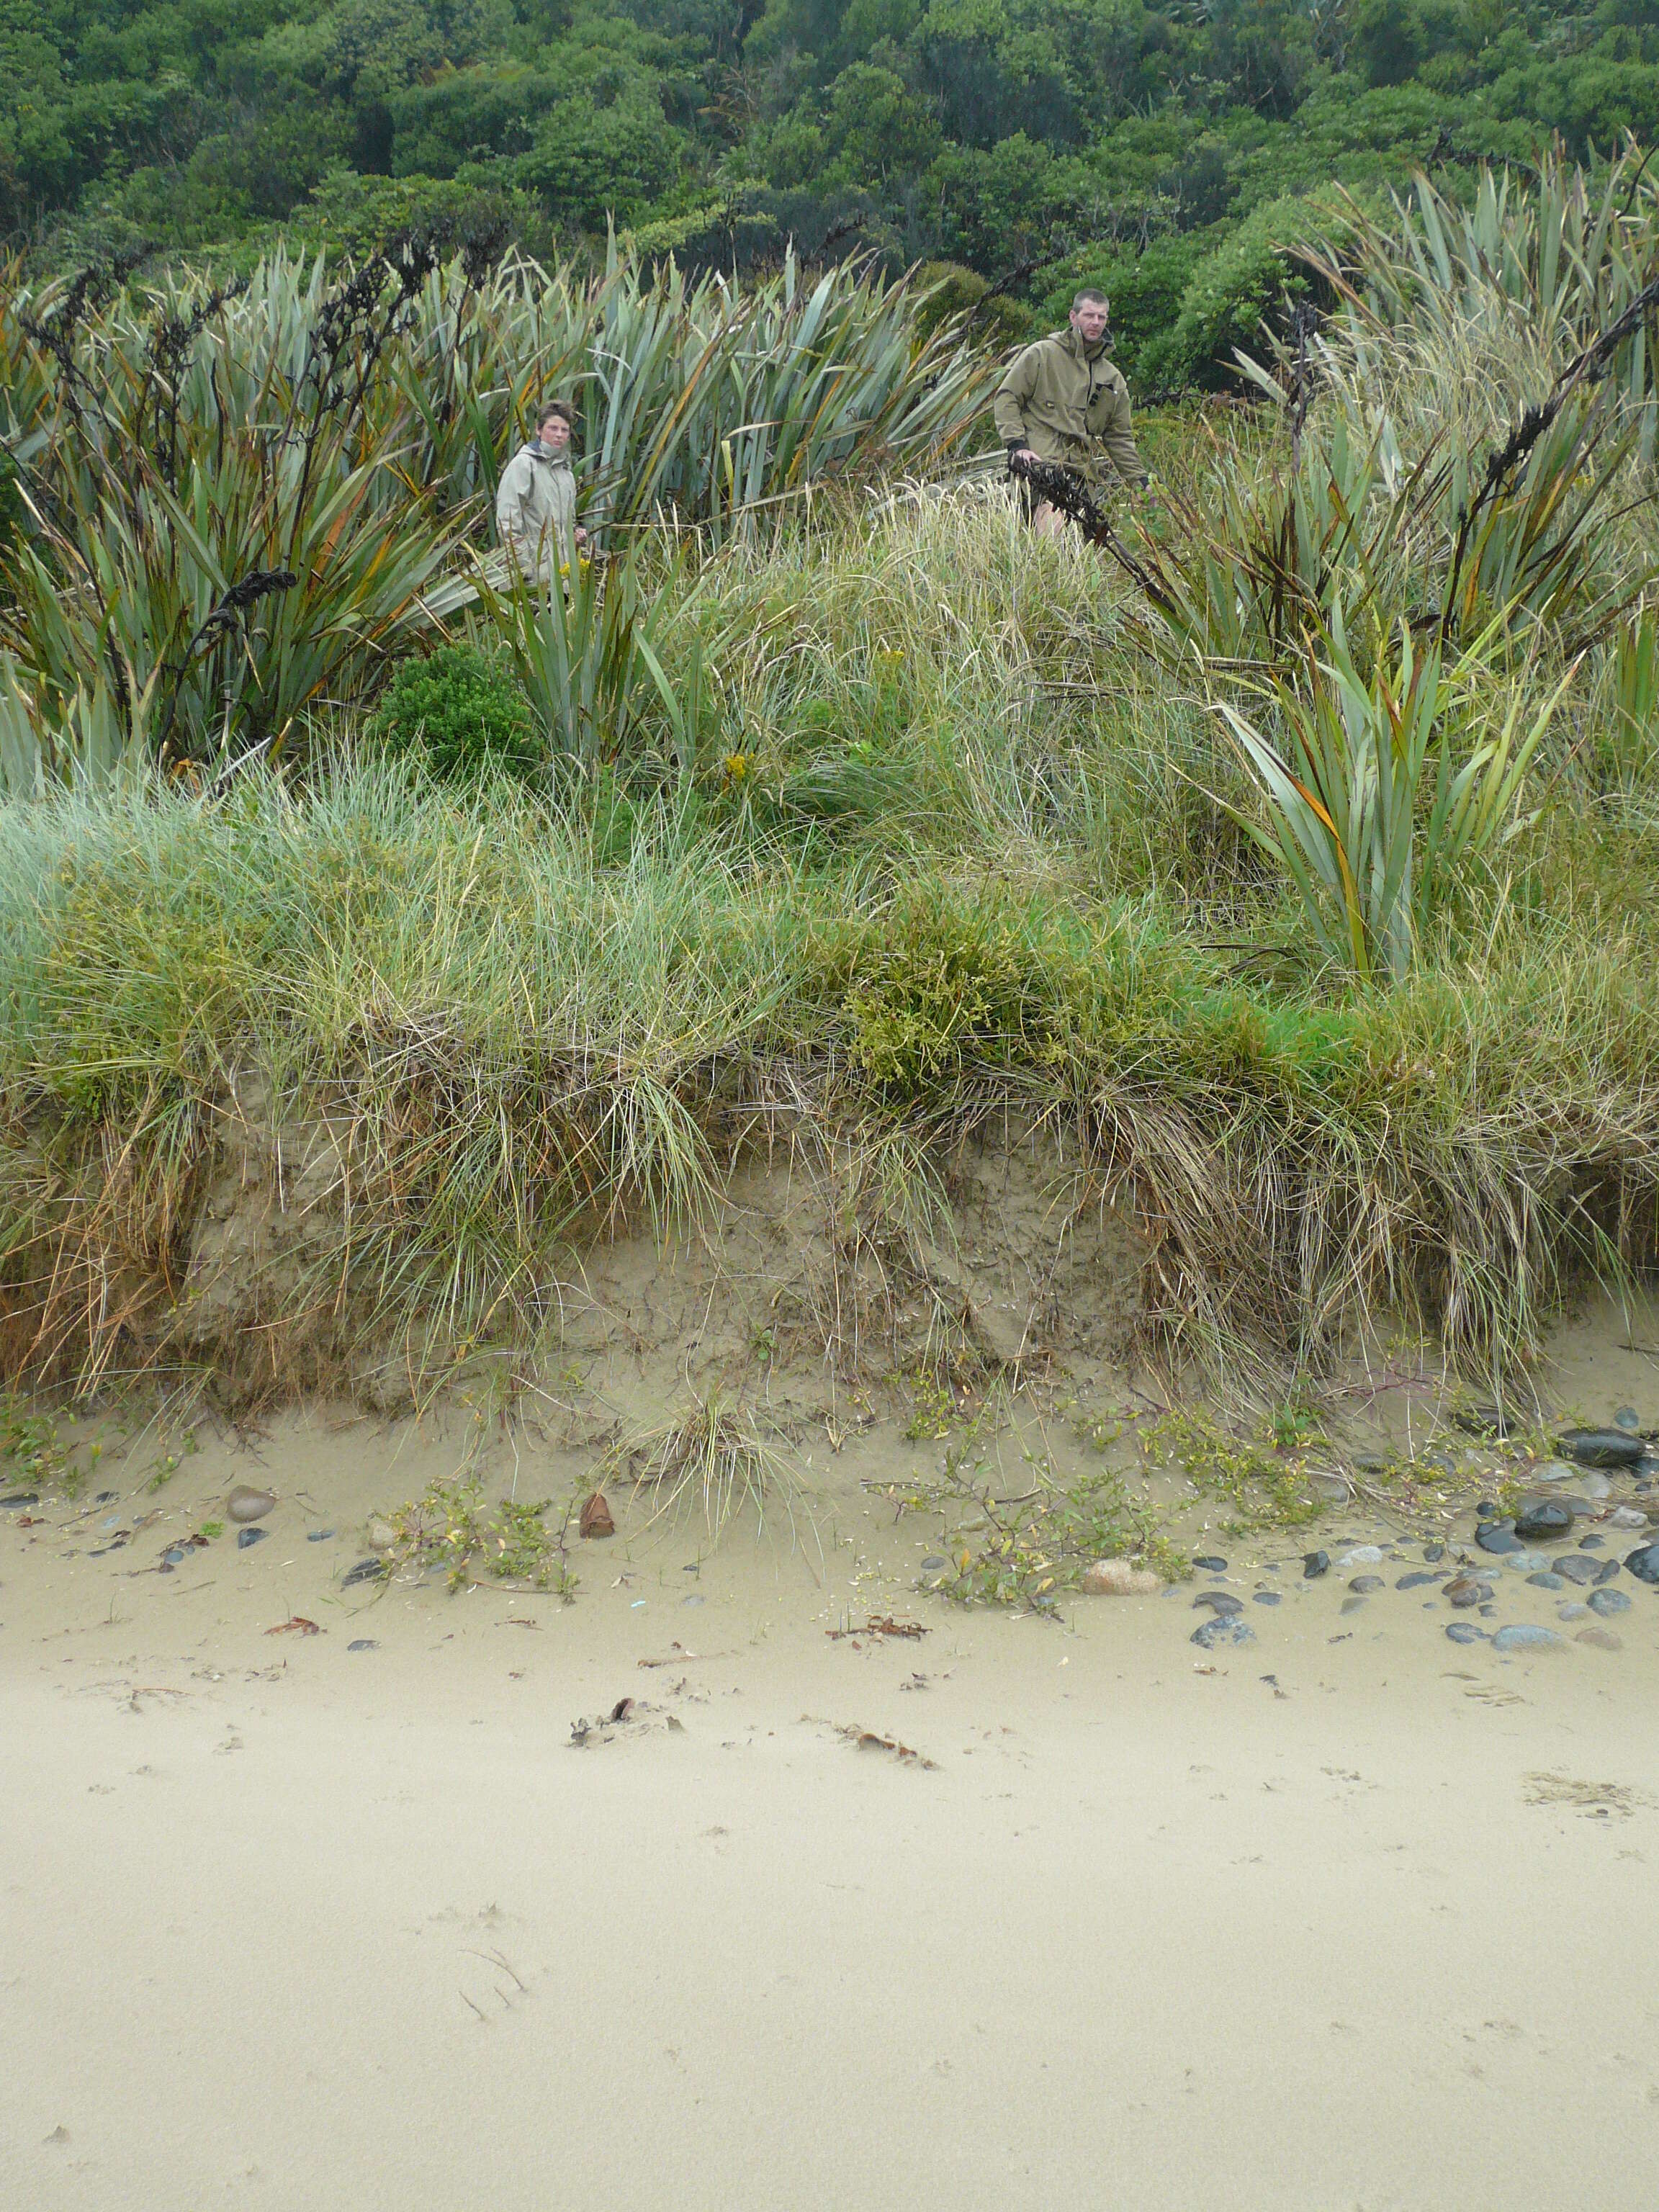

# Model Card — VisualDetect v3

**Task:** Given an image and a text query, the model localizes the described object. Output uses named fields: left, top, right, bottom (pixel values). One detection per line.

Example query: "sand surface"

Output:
left=5, top=1382, right=1659, bottom=2211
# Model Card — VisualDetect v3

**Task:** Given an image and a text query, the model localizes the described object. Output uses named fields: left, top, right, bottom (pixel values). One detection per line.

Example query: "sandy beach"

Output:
left=4, top=1366, right=1659, bottom=2212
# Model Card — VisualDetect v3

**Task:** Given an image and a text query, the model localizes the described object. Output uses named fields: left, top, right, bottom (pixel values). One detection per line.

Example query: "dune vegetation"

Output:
left=0, top=145, right=1657, bottom=1407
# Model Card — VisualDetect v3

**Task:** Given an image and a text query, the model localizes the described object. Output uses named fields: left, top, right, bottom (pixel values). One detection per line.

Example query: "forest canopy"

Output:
left=5, top=0, right=1659, bottom=386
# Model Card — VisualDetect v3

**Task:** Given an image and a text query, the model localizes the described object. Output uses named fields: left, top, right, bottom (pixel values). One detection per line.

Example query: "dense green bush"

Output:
left=369, top=647, right=539, bottom=785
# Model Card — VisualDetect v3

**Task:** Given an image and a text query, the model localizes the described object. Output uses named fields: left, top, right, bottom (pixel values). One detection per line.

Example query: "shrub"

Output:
left=369, top=645, right=539, bottom=783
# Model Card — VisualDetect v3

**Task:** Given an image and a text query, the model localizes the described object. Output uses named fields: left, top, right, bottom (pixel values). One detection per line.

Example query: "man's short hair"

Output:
left=1072, top=287, right=1110, bottom=313
left=537, top=400, right=573, bottom=430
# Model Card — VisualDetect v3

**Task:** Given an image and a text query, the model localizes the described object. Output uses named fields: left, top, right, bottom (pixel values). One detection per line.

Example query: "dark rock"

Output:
left=1479, top=1603, right=1498, bottom=1617
left=1557, top=1603, right=1589, bottom=1622
left=236, top=1526, right=268, bottom=1550
left=920, top=1555, right=946, bottom=1572
left=347, top=1638, right=379, bottom=1653
left=1454, top=1405, right=1512, bottom=1438
left=1588, top=1587, right=1632, bottom=1617
left=1624, top=1542, right=1659, bottom=1586
left=1396, top=1571, right=1442, bottom=1590
left=1475, top=1499, right=1498, bottom=1520
left=1551, top=1555, right=1596, bottom=1586
left=96, top=1491, right=117, bottom=1504
left=163, top=1545, right=187, bottom=1565
left=1445, top=1622, right=1487, bottom=1645
left=1578, top=1534, right=1604, bottom=1550
left=1193, top=1555, right=1228, bottom=1572
left=307, top=1529, right=336, bottom=1542
left=1514, top=1498, right=1574, bottom=1541
left=342, top=1557, right=387, bottom=1588
left=1191, top=1615, right=1254, bottom=1650
left=1424, top=1543, right=1445, bottom=1563
left=1593, top=1558, right=1622, bottom=1585
left=1557, top=1429, right=1644, bottom=1468
left=1526, top=1571, right=1565, bottom=1590
left=1251, top=1591, right=1281, bottom=1606
left=1444, top=1575, right=1485, bottom=1608
left=0, top=1492, right=40, bottom=1508
left=1476, top=1521, right=1523, bottom=1555
left=1491, top=1624, right=1562, bottom=1652
left=1613, top=1407, right=1642, bottom=1432
left=1349, top=1574, right=1384, bottom=1593
left=1303, top=1550, right=1330, bottom=1579
left=1192, top=1591, right=1244, bottom=1616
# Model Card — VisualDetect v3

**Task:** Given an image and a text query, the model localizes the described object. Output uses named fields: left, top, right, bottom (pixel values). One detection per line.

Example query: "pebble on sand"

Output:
left=1082, top=1560, right=1161, bottom=1596
left=1192, top=1555, right=1228, bottom=1572
left=366, top=1519, right=397, bottom=1552
left=1444, top=1622, right=1486, bottom=1644
left=235, top=1526, right=268, bottom=1550
left=1349, top=1575, right=1384, bottom=1593
left=1444, top=1575, right=1485, bottom=1608
left=1491, top=1624, right=1563, bottom=1653
left=226, top=1485, right=275, bottom=1524
left=1557, top=1429, right=1644, bottom=1469
left=1191, top=1616, right=1254, bottom=1649
left=1396, top=1570, right=1441, bottom=1590
left=1476, top=1521, right=1524, bottom=1555
left=1588, top=1586, right=1632, bottom=1617
left=1526, top=1570, right=1565, bottom=1589
left=1339, top=1545, right=1383, bottom=1565
left=1192, top=1591, right=1244, bottom=1616
left=1575, top=1627, right=1623, bottom=1651
left=1514, top=1498, right=1574, bottom=1542
left=347, top=1639, right=379, bottom=1653
left=1624, top=1542, right=1659, bottom=1585
left=1303, top=1550, right=1330, bottom=1579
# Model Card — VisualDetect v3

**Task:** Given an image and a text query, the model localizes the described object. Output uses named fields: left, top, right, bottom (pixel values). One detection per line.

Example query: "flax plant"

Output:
left=1216, top=609, right=1575, bottom=981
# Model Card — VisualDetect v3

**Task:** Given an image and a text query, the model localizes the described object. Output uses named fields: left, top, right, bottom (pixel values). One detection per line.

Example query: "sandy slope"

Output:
left=4, top=1400, right=1659, bottom=2211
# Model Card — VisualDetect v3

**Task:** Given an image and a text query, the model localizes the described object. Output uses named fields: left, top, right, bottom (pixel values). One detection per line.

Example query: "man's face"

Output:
left=1070, top=298, right=1110, bottom=346
left=539, top=414, right=572, bottom=451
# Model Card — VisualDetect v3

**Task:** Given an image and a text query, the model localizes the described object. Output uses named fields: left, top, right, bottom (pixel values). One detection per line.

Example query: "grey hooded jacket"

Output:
left=495, top=441, right=577, bottom=583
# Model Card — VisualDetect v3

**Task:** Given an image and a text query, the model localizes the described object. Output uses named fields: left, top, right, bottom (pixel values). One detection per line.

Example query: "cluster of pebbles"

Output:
left=1184, top=1414, right=1659, bottom=1655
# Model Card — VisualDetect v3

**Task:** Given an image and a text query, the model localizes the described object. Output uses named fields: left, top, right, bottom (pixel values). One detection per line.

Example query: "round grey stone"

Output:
left=1588, top=1587, right=1632, bottom=1617
left=1491, top=1624, right=1563, bottom=1653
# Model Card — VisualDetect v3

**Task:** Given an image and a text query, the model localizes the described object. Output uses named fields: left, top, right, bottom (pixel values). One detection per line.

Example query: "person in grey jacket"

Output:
left=495, top=401, right=588, bottom=585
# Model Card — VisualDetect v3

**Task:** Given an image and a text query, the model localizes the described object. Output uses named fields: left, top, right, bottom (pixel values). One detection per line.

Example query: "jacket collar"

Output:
left=526, top=439, right=572, bottom=465
left=1058, top=324, right=1107, bottom=366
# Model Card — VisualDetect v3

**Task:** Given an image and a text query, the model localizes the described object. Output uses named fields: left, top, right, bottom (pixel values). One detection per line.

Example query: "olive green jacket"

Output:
left=495, top=441, right=577, bottom=583
left=992, top=325, right=1147, bottom=487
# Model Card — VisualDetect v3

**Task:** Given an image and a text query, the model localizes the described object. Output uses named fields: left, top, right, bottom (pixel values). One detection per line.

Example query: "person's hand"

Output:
left=574, top=524, right=589, bottom=547
left=1012, top=446, right=1040, bottom=466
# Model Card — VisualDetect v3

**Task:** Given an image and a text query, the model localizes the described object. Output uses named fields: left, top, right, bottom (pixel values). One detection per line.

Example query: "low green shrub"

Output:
left=369, top=645, right=539, bottom=783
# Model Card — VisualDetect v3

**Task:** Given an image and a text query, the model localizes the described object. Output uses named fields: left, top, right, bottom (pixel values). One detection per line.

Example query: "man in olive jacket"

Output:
left=495, top=400, right=588, bottom=585
left=993, top=288, right=1149, bottom=536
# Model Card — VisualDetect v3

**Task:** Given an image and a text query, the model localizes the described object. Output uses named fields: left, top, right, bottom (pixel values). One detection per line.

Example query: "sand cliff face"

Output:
left=9, top=1087, right=1146, bottom=1414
